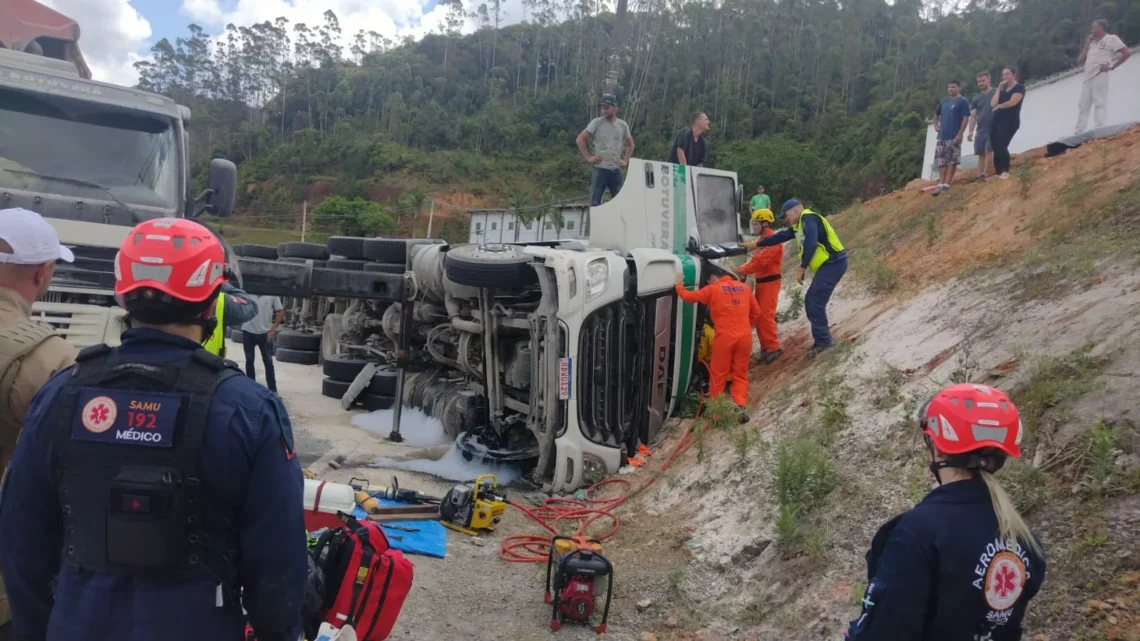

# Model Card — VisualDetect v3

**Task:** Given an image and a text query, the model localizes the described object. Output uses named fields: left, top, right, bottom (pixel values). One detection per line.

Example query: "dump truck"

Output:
left=238, top=159, right=747, bottom=491
left=0, top=0, right=237, bottom=348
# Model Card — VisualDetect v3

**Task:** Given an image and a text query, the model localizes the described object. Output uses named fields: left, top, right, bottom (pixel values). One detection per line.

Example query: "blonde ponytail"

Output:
left=980, top=471, right=1043, bottom=558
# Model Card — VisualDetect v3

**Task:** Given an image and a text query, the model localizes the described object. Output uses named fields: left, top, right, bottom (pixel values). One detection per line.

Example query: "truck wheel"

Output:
left=445, top=245, right=538, bottom=288
left=323, top=353, right=371, bottom=380
left=278, top=242, right=330, bottom=260
left=277, top=329, right=321, bottom=351
left=368, top=368, right=398, bottom=395
left=362, top=262, right=404, bottom=274
left=321, top=377, right=352, bottom=399
left=321, top=313, right=344, bottom=364
left=311, top=268, right=402, bottom=300
left=327, top=236, right=367, bottom=260
left=362, top=238, right=409, bottom=263
left=239, top=244, right=279, bottom=260
left=360, top=393, right=396, bottom=412
left=325, top=258, right=368, bottom=271
left=276, top=347, right=319, bottom=365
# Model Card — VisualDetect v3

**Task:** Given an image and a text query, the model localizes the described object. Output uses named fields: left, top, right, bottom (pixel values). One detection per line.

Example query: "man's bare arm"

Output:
left=676, top=147, right=688, bottom=165
left=622, top=135, right=635, bottom=165
left=576, top=130, right=594, bottom=162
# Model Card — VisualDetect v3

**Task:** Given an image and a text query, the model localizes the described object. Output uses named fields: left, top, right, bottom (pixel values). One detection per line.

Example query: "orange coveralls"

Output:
left=675, top=276, right=762, bottom=406
left=737, top=227, right=783, bottom=352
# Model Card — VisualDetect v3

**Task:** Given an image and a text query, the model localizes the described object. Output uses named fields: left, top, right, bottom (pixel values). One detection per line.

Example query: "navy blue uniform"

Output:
left=848, top=477, right=1046, bottom=640
left=0, top=328, right=307, bottom=641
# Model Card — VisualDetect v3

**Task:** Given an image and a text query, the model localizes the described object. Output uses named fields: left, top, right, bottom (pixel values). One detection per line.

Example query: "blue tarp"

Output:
left=352, top=499, right=448, bottom=559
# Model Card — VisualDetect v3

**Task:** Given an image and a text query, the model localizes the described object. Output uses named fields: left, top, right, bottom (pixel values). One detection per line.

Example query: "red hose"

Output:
left=499, top=395, right=708, bottom=563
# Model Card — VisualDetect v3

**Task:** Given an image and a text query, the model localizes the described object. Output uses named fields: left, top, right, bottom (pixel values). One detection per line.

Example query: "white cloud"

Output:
left=40, top=0, right=151, bottom=86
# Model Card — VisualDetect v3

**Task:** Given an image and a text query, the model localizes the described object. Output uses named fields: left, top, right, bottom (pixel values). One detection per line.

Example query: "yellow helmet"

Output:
left=751, top=208, right=774, bottom=224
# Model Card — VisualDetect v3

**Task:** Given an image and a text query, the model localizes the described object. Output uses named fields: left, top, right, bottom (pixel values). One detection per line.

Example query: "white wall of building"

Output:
left=921, top=47, right=1140, bottom=180
left=467, top=205, right=587, bottom=243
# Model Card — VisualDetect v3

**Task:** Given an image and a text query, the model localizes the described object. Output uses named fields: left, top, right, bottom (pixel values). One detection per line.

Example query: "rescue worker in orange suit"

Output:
left=675, top=270, right=762, bottom=421
left=737, top=208, right=783, bottom=364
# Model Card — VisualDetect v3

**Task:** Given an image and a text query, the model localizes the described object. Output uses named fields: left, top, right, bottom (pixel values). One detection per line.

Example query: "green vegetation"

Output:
left=872, top=364, right=907, bottom=409
left=1001, top=459, right=1048, bottom=515
left=815, top=375, right=855, bottom=445
left=1012, top=343, right=1107, bottom=448
left=1016, top=157, right=1039, bottom=199
left=851, top=250, right=899, bottom=295
left=776, top=286, right=805, bottom=324
left=312, top=196, right=395, bottom=235
left=667, top=566, right=686, bottom=595
left=1076, top=423, right=1120, bottom=498
left=773, top=437, right=837, bottom=556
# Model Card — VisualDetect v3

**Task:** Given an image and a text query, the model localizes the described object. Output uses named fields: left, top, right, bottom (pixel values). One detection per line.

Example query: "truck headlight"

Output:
left=585, top=259, right=609, bottom=302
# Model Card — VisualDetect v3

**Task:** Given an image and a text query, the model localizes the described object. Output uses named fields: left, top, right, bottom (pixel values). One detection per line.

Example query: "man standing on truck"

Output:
left=0, top=207, right=78, bottom=639
left=668, top=112, right=710, bottom=167
left=0, top=218, right=306, bottom=641
left=737, top=208, right=783, bottom=364
left=577, top=94, right=635, bottom=207
left=674, top=270, right=762, bottom=420
left=746, top=199, right=847, bottom=359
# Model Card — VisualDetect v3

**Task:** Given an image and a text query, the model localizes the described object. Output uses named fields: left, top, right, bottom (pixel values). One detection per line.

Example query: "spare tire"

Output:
left=278, top=242, right=331, bottom=260
left=277, top=329, right=321, bottom=351
left=362, top=262, right=405, bottom=274
left=276, top=347, right=319, bottom=365
left=323, top=353, right=371, bottom=381
left=325, top=258, right=368, bottom=271
left=238, top=244, right=278, bottom=260
left=445, top=244, right=538, bottom=289
left=362, top=238, right=409, bottom=263
left=327, top=236, right=367, bottom=260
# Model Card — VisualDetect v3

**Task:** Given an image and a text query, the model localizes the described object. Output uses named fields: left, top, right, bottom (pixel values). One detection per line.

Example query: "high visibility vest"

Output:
left=793, top=210, right=845, bottom=273
left=203, top=295, right=225, bottom=358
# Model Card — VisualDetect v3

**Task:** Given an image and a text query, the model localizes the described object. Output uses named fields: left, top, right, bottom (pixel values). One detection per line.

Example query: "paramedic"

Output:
left=746, top=199, right=846, bottom=358
left=737, top=208, right=783, bottom=364
left=674, top=270, right=762, bottom=418
left=847, top=383, right=1047, bottom=640
left=0, top=218, right=307, bottom=641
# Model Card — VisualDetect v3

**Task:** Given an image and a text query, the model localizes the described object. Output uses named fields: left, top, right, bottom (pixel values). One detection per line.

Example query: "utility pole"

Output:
left=301, top=201, right=308, bottom=242
left=426, top=200, right=436, bottom=238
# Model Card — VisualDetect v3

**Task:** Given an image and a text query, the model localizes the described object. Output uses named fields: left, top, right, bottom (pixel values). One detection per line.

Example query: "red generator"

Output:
left=544, top=535, right=613, bottom=634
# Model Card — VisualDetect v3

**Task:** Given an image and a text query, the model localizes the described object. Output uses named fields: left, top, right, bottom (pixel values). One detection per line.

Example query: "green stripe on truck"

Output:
left=671, top=165, right=696, bottom=413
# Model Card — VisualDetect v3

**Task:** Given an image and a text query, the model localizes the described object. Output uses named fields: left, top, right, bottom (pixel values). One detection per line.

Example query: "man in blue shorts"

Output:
left=933, top=80, right=971, bottom=196
left=967, top=71, right=997, bottom=182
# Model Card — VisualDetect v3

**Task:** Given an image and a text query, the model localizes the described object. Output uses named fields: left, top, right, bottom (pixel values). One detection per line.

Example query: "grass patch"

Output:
left=1056, top=168, right=1096, bottom=208
left=851, top=250, right=899, bottom=295
left=1015, top=156, right=1038, bottom=198
left=948, top=343, right=980, bottom=384
left=740, top=600, right=770, bottom=624
left=1001, top=458, right=1048, bottom=514
left=822, top=338, right=860, bottom=369
left=776, top=286, right=805, bottom=324
left=1074, top=422, right=1124, bottom=498
left=924, top=212, right=941, bottom=247
left=774, top=439, right=837, bottom=510
left=1012, top=342, right=1107, bottom=448
left=871, top=364, right=907, bottom=409
left=667, top=566, right=686, bottom=595
left=699, top=393, right=743, bottom=431
left=815, top=375, right=855, bottom=444
left=733, top=428, right=765, bottom=464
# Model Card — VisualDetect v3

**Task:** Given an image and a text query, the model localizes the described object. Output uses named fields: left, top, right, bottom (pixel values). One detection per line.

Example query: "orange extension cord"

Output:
left=499, top=397, right=710, bottom=563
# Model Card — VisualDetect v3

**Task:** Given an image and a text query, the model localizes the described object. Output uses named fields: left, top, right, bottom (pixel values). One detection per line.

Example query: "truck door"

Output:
left=629, top=249, right=680, bottom=446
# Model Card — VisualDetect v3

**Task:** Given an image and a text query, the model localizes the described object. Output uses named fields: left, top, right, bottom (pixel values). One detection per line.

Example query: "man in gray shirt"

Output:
left=967, top=71, right=997, bottom=181
left=241, top=294, right=284, bottom=392
left=576, top=94, right=635, bottom=206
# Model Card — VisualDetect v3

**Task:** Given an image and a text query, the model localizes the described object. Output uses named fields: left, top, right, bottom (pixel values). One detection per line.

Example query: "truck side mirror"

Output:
left=206, top=159, right=237, bottom=218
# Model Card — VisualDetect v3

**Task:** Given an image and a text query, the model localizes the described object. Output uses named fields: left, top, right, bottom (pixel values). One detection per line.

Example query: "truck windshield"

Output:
left=0, top=87, right=179, bottom=212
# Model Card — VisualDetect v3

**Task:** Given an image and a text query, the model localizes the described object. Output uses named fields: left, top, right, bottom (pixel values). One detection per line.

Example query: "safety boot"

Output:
left=806, top=342, right=833, bottom=359
left=736, top=405, right=750, bottom=424
left=760, top=349, right=783, bottom=364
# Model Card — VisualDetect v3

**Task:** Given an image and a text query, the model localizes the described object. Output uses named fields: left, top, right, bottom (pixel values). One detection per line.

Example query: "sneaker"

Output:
left=932, top=184, right=947, bottom=196
left=977, top=174, right=989, bottom=182
left=761, top=348, right=783, bottom=364
left=806, top=342, right=834, bottom=359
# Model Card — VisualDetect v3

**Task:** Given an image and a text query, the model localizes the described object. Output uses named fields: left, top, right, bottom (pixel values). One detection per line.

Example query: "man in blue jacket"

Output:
left=0, top=218, right=306, bottom=641
left=745, top=199, right=848, bottom=358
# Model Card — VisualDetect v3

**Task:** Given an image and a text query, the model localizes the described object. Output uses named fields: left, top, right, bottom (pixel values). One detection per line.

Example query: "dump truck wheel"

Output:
left=326, top=236, right=367, bottom=260
left=276, top=347, right=319, bottom=365
left=277, top=329, right=321, bottom=351
left=444, top=244, right=537, bottom=288
left=278, top=242, right=330, bottom=260
left=237, top=244, right=278, bottom=260
left=325, top=258, right=368, bottom=271
left=369, top=368, right=398, bottom=395
left=279, top=257, right=328, bottom=267
left=323, top=353, right=370, bottom=380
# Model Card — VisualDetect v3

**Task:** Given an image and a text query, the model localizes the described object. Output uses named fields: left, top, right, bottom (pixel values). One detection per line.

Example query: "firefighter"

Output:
left=847, top=383, right=1047, bottom=640
left=737, top=208, right=783, bottom=364
left=675, top=270, right=762, bottom=419
left=0, top=218, right=307, bottom=641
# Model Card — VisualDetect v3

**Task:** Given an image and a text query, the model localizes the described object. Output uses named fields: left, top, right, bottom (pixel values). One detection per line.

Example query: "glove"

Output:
left=796, top=267, right=806, bottom=285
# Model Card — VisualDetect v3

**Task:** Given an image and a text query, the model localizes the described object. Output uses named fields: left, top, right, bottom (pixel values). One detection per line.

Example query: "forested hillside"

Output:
left=134, top=0, right=1138, bottom=232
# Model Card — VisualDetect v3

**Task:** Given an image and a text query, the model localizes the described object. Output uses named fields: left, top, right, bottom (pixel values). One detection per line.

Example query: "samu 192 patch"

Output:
left=72, top=388, right=182, bottom=449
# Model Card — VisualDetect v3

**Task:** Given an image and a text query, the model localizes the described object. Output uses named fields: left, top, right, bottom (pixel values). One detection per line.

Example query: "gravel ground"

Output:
left=245, top=340, right=674, bottom=641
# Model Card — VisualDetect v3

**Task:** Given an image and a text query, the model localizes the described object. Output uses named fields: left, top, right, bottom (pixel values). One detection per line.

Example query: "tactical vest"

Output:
left=203, top=296, right=226, bottom=358
left=0, top=321, right=59, bottom=465
left=50, top=343, right=242, bottom=581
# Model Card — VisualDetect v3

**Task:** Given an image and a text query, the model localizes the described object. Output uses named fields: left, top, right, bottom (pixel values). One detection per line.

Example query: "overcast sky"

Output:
left=40, top=0, right=536, bottom=86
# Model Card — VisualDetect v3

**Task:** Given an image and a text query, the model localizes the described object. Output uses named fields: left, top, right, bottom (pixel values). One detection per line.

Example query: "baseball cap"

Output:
left=0, top=207, right=75, bottom=264
left=600, top=94, right=618, bottom=107
left=778, top=199, right=802, bottom=219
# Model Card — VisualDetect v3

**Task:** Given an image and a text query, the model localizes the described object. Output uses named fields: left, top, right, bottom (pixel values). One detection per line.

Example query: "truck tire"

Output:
left=321, top=313, right=344, bottom=364
left=238, top=244, right=278, bottom=260
left=445, top=244, right=538, bottom=289
left=311, top=268, right=402, bottom=300
left=280, top=258, right=328, bottom=267
left=323, top=353, right=370, bottom=381
left=278, top=242, right=330, bottom=260
left=325, top=258, right=368, bottom=271
left=369, top=368, right=398, bottom=395
left=362, top=262, right=405, bottom=274
left=276, top=347, right=319, bottom=365
left=360, top=393, right=396, bottom=412
left=321, top=377, right=352, bottom=400
left=327, top=236, right=367, bottom=260
left=277, top=329, right=321, bottom=351
left=362, top=238, right=409, bottom=263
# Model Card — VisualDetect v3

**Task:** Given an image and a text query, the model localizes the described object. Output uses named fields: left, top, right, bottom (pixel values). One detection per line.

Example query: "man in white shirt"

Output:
left=1076, top=19, right=1132, bottom=134
left=241, top=294, right=284, bottom=392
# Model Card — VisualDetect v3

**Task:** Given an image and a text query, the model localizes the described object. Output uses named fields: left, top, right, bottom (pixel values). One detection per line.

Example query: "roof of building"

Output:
left=1023, top=43, right=1139, bottom=91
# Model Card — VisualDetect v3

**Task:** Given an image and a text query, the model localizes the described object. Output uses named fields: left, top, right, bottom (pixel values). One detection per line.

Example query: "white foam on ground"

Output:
left=371, top=446, right=522, bottom=484
left=351, top=406, right=450, bottom=448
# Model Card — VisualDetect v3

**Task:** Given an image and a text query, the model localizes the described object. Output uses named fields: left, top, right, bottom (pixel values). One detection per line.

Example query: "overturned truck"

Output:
left=239, top=159, right=747, bottom=491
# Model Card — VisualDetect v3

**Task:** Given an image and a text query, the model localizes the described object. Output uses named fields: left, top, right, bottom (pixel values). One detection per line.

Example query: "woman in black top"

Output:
left=989, top=67, right=1026, bottom=179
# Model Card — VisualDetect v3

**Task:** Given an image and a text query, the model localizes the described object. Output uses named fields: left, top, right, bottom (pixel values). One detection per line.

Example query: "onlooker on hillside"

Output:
left=989, top=66, right=1025, bottom=180
left=750, top=186, right=770, bottom=212
left=1076, top=19, right=1132, bottom=134
left=241, top=294, right=284, bottom=393
left=967, top=71, right=997, bottom=181
left=932, top=80, right=971, bottom=196
left=577, top=94, right=635, bottom=207
left=668, top=112, right=710, bottom=167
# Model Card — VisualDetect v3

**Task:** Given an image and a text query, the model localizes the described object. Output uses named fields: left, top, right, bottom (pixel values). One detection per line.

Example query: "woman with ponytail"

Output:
left=846, top=384, right=1046, bottom=640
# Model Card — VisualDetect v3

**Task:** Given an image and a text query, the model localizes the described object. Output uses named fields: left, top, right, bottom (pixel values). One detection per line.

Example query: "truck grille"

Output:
left=53, top=245, right=118, bottom=290
left=31, top=301, right=125, bottom=349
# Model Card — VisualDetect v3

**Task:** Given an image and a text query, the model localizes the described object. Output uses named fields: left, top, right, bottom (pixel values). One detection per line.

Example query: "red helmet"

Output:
left=115, top=218, right=226, bottom=303
left=919, top=383, right=1022, bottom=458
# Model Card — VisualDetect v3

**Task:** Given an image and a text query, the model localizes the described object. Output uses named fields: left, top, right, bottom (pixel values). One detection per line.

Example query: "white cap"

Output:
left=0, top=208, right=75, bottom=265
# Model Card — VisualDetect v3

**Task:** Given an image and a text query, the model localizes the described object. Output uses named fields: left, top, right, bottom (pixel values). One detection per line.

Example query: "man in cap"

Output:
left=0, top=208, right=79, bottom=637
left=745, top=199, right=847, bottom=358
left=577, top=94, right=635, bottom=207
left=737, top=209, right=783, bottom=363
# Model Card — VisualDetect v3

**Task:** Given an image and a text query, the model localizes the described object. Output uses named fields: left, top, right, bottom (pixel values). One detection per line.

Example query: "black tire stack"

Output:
left=320, top=353, right=398, bottom=411
left=274, top=329, right=321, bottom=366
left=325, top=236, right=443, bottom=274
